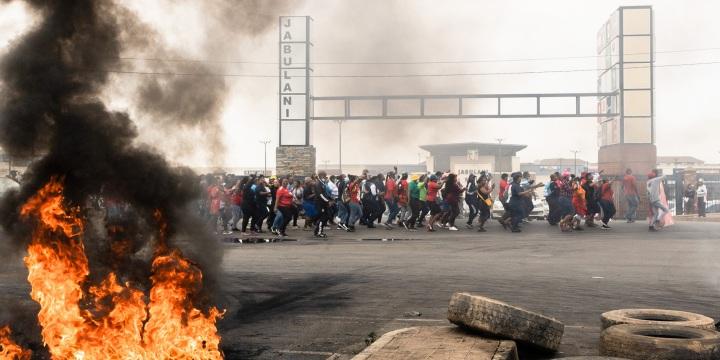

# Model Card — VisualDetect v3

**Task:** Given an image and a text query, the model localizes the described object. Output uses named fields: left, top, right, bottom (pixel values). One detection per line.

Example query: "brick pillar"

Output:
left=276, top=146, right=316, bottom=177
left=598, top=143, right=657, bottom=219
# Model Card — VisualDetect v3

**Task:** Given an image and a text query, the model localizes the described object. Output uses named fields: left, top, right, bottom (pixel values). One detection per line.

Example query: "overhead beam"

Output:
left=312, top=92, right=618, bottom=121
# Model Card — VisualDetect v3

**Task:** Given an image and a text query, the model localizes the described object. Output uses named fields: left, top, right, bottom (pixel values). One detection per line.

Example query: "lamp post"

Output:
left=495, top=138, right=504, bottom=172
left=259, top=140, right=271, bottom=175
left=337, top=120, right=343, bottom=174
left=570, top=150, right=580, bottom=175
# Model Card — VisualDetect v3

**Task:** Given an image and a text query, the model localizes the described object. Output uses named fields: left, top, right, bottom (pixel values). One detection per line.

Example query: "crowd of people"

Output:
left=198, top=166, right=675, bottom=238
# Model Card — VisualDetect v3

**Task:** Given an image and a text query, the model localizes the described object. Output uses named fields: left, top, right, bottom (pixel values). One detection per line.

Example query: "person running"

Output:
left=647, top=170, right=671, bottom=231
left=253, top=177, right=271, bottom=233
left=417, top=175, right=429, bottom=227
left=497, top=173, right=512, bottom=229
left=557, top=172, right=575, bottom=232
left=384, top=171, right=400, bottom=226
left=598, top=177, right=616, bottom=228
left=622, top=168, right=639, bottom=223
left=696, top=179, right=707, bottom=218
left=426, top=175, right=443, bottom=232
left=291, top=179, right=304, bottom=228
left=508, top=172, right=532, bottom=233
left=229, top=178, right=245, bottom=232
left=407, top=176, right=421, bottom=230
left=274, top=178, right=294, bottom=236
left=465, top=174, right=478, bottom=229
left=443, top=173, right=465, bottom=231
left=397, top=173, right=411, bottom=229
left=582, top=172, right=600, bottom=228
left=571, top=177, right=587, bottom=230
left=206, top=176, right=222, bottom=234
left=302, top=177, right=317, bottom=231
left=240, top=175, right=257, bottom=235
left=346, top=175, right=363, bottom=232
left=336, top=175, right=349, bottom=230
left=545, top=173, right=560, bottom=226
left=476, top=175, right=494, bottom=232
left=313, top=171, right=332, bottom=238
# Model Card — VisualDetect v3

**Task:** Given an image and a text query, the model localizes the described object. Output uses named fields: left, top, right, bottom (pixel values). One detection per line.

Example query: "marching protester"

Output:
left=647, top=170, right=673, bottom=231
left=313, top=171, right=332, bottom=237
left=200, top=165, right=663, bottom=238
left=696, top=179, right=707, bottom=218
left=384, top=171, right=399, bottom=226
left=598, top=177, right=616, bottom=229
left=465, top=173, right=478, bottom=229
left=345, top=175, right=363, bottom=232
left=274, top=178, right=294, bottom=236
left=622, top=168, right=639, bottom=223
left=476, top=175, right=494, bottom=232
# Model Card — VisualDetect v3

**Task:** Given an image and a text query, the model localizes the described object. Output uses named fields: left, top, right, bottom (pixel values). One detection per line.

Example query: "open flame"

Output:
left=0, top=178, right=223, bottom=359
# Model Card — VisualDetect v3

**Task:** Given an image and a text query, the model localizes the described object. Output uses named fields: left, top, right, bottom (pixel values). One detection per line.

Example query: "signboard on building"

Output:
left=279, top=16, right=312, bottom=146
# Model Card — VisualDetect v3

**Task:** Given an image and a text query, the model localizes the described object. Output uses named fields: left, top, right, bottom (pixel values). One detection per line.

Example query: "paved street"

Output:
left=2, top=220, right=720, bottom=359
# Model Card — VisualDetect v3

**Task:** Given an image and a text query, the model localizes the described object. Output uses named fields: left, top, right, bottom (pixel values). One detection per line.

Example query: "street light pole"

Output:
left=259, top=140, right=270, bottom=175
left=570, top=150, right=580, bottom=175
left=495, top=138, right=504, bottom=172
left=337, top=120, right=343, bottom=174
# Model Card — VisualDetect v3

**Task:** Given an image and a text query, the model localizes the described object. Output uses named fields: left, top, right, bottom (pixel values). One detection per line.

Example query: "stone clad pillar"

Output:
left=597, top=6, right=655, bottom=218
left=276, top=146, right=316, bottom=177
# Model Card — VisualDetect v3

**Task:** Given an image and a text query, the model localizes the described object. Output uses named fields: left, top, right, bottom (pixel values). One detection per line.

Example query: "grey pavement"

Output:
left=2, top=220, right=720, bottom=359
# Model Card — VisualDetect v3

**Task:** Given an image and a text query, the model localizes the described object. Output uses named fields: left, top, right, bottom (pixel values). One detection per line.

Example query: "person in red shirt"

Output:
left=274, top=178, right=295, bottom=236
left=396, top=173, right=410, bottom=229
left=384, top=171, right=400, bottom=226
left=206, top=177, right=222, bottom=234
left=425, top=175, right=443, bottom=231
left=622, top=168, right=639, bottom=223
left=598, top=178, right=616, bottom=229
left=230, top=178, right=244, bottom=232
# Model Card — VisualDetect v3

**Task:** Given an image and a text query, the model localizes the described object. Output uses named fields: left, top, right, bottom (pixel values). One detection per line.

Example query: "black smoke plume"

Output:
left=0, top=0, right=222, bottom=327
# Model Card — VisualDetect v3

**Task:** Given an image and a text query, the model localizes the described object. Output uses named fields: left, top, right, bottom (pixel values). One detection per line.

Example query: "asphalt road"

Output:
left=2, top=220, right=720, bottom=359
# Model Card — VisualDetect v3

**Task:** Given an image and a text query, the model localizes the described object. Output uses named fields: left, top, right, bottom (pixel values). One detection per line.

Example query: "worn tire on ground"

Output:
left=601, top=309, right=715, bottom=330
left=599, top=324, right=720, bottom=360
left=561, top=357, right=629, bottom=360
left=560, top=357, right=629, bottom=360
left=446, top=292, right=564, bottom=352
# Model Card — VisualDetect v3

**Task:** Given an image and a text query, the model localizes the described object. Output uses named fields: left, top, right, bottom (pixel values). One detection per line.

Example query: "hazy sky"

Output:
left=1, top=0, right=719, bottom=168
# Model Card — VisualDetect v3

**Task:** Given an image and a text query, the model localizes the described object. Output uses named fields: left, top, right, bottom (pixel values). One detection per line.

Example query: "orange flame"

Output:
left=0, top=325, right=31, bottom=360
left=8, top=177, right=224, bottom=359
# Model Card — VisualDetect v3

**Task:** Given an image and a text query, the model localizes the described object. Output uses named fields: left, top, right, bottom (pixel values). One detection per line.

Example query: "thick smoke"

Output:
left=109, top=0, right=298, bottom=164
left=0, top=0, right=222, bottom=318
left=312, top=1, right=492, bottom=166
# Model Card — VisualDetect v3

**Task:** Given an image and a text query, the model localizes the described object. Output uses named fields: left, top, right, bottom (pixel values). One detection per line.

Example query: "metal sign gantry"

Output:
left=312, top=92, right=619, bottom=121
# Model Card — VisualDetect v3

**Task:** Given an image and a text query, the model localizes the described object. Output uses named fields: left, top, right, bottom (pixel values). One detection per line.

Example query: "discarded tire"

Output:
left=599, top=324, right=720, bottom=360
left=447, top=292, right=564, bottom=352
left=601, top=309, right=715, bottom=330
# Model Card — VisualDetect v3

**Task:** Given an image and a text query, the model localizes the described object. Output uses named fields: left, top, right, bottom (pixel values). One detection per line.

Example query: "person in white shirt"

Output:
left=696, top=179, right=708, bottom=218
left=646, top=170, right=668, bottom=231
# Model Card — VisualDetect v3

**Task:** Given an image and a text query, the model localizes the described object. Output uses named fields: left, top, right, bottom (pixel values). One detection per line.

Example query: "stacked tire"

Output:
left=599, top=309, right=720, bottom=360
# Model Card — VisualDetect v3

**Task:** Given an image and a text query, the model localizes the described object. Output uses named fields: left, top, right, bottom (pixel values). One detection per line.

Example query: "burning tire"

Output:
left=599, top=324, right=720, bottom=360
left=601, top=309, right=715, bottom=330
left=447, top=292, right=564, bottom=352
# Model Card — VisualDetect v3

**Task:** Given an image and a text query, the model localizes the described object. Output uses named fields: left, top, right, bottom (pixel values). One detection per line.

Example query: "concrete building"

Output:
left=420, top=142, right=525, bottom=175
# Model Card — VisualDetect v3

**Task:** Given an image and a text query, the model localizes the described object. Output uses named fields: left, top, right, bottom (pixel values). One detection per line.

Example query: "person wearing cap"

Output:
left=696, top=179, right=708, bottom=218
